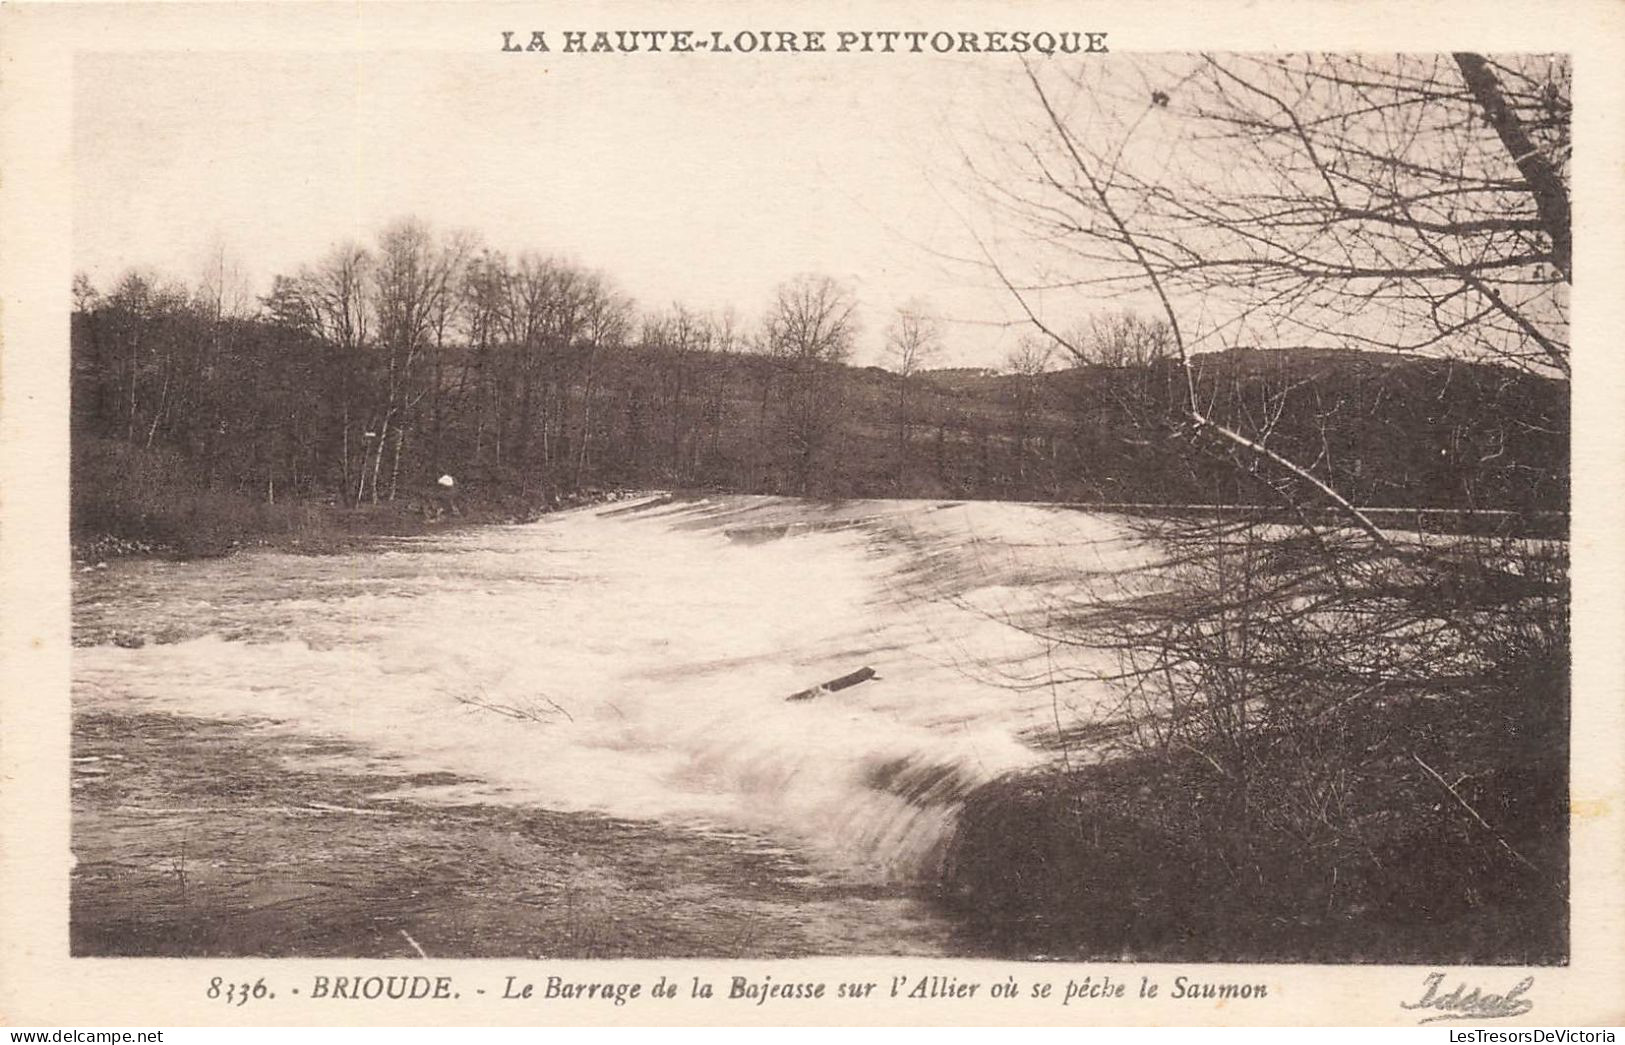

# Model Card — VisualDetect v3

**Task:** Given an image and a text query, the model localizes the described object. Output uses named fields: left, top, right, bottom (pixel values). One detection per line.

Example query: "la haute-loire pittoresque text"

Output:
left=499, top=29, right=1109, bottom=56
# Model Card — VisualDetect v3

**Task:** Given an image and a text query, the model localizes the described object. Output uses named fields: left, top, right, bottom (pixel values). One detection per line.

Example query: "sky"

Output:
left=72, top=49, right=1072, bottom=368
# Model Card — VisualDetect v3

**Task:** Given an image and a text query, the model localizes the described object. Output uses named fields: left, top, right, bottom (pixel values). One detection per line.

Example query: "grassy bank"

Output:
left=939, top=679, right=1567, bottom=962
left=936, top=523, right=1569, bottom=964
left=71, top=438, right=617, bottom=561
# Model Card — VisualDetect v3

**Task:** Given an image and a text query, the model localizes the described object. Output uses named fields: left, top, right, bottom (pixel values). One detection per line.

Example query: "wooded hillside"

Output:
left=71, top=272, right=1567, bottom=549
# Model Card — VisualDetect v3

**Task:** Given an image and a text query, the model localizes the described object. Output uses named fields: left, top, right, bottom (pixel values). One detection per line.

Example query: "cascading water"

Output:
left=74, top=496, right=1149, bottom=891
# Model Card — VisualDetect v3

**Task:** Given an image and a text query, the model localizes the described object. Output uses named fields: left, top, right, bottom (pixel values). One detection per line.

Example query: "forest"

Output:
left=69, top=234, right=1566, bottom=558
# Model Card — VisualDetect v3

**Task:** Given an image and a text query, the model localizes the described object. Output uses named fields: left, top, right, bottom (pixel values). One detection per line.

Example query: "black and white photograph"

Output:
left=2, top=0, right=1622, bottom=1028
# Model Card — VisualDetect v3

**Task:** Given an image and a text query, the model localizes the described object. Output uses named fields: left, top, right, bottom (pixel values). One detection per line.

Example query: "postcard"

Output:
left=2, top=0, right=1621, bottom=1027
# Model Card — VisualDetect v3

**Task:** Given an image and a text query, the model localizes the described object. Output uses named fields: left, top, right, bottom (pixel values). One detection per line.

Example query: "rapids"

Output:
left=74, top=495, right=1152, bottom=885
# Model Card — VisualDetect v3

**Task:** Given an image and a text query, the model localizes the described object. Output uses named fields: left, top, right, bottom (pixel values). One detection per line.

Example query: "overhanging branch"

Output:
left=1022, top=63, right=1394, bottom=549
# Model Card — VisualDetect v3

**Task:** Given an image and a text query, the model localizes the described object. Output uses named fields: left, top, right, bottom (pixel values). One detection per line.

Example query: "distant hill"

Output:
left=811, top=346, right=1567, bottom=515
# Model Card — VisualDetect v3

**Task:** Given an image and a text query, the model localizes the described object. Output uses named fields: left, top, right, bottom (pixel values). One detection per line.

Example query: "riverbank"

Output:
left=939, top=675, right=1568, bottom=963
left=71, top=437, right=637, bottom=562
left=937, top=525, right=1570, bottom=964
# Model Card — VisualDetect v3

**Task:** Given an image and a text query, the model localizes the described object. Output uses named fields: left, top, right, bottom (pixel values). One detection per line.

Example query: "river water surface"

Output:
left=73, top=495, right=1150, bottom=955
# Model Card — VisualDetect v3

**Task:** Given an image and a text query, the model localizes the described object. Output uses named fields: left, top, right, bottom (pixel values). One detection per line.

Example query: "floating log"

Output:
left=786, top=666, right=878, bottom=702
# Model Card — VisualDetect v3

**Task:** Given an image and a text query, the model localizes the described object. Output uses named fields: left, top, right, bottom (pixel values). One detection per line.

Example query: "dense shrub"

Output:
left=939, top=522, right=1568, bottom=963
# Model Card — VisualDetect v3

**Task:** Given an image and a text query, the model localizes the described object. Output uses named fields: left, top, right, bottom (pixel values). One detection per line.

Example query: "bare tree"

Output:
left=196, top=240, right=254, bottom=323
left=950, top=54, right=1574, bottom=956
left=573, top=274, right=632, bottom=486
left=698, top=307, right=742, bottom=473
left=297, top=243, right=372, bottom=503
left=187, top=242, right=259, bottom=487
left=1005, top=332, right=1055, bottom=377
left=72, top=272, right=100, bottom=314
left=1066, top=311, right=1172, bottom=369
left=762, top=275, right=859, bottom=493
left=458, top=249, right=512, bottom=468
left=981, top=52, right=1570, bottom=537
left=642, top=302, right=709, bottom=479
left=1003, top=333, right=1055, bottom=482
left=496, top=252, right=558, bottom=478
left=95, top=271, right=190, bottom=450
left=883, top=299, right=943, bottom=481
left=764, top=274, right=859, bottom=368
left=423, top=230, right=480, bottom=479
left=367, top=218, right=470, bottom=503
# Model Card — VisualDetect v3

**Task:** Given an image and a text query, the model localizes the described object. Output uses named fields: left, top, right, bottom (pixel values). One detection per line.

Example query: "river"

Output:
left=72, top=495, right=1150, bottom=956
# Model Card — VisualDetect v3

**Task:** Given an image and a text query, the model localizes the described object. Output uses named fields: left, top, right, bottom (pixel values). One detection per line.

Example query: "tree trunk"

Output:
left=144, top=365, right=170, bottom=449
left=1453, top=53, right=1571, bottom=282
left=575, top=365, right=597, bottom=488
left=388, top=424, right=407, bottom=502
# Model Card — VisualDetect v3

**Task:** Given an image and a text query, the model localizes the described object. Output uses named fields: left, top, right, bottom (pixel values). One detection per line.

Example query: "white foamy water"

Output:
left=74, top=496, right=1154, bottom=881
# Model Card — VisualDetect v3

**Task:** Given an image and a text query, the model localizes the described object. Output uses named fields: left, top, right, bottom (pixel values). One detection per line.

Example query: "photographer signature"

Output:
left=1402, top=972, right=1535, bottom=1024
